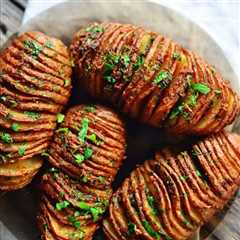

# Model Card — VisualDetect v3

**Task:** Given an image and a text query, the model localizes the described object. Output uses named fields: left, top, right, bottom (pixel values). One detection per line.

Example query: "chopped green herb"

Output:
left=41, top=151, right=50, bottom=157
left=24, top=40, right=42, bottom=59
left=18, top=145, right=27, bottom=156
left=196, top=170, right=202, bottom=177
left=75, top=153, right=85, bottom=164
left=84, top=105, right=96, bottom=112
left=88, top=133, right=97, bottom=143
left=11, top=123, right=20, bottom=132
left=86, top=25, right=105, bottom=34
left=59, top=192, right=65, bottom=198
left=133, top=54, right=144, bottom=71
left=56, top=200, right=70, bottom=211
left=121, top=54, right=130, bottom=66
left=78, top=118, right=89, bottom=142
left=67, top=215, right=81, bottom=229
left=56, top=128, right=69, bottom=134
left=81, top=175, right=88, bottom=183
left=84, top=147, right=93, bottom=159
left=56, top=113, right=65, bottom=123
left=64, top=79, right=71, bottom=87
left=1, top=132, right=13, bottom=143
left=180, top=175, right=188, bottom=181
left=142, top=220, right=160, bottom=238
left=147, top=195, right=158, bottom=216
left=78, top=202, right=104, bottom=222
left=45, top=40, right=53, bottom=49
left=127, top=222, right=136, bottom=236
left=172, top=52, right=181, bottom=60
left=191, top=83, right=210, bottom=95
left=214, top=89, right=221, bottom=95
left=153, top=70, right=172, bottom=89
left=98, top=176, right=105, bottom=183
left=24, top=111, right=41, bottom=120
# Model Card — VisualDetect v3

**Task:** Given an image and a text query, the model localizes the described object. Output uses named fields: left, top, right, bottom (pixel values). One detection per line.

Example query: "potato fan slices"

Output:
left=0, top=31, right=72, bottom=191
left=70, top=22, right=240, bottom=136
left=103, top=131, right=240, bottom=240
left=37, top=105, right=126, bottom=240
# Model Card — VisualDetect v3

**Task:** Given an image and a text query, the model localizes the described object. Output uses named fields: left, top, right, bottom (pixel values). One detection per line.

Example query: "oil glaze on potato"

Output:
left=70, top=23, right=240, bottom=136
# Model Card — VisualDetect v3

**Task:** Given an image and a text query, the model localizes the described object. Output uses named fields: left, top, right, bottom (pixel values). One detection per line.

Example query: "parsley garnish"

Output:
left=78, top=118, right=89, bottom=142
left=24, top=40, right=42, bottom=59
left=191, top=83, right=210, bottom=95
left=78, top=201, right=104, bottom=222
left=84, top=147, right=93, bottom=159
left=1, top=132, right=13, bottom=143
left=56, top=200, right=70, bottom=211
left=153, top=70, right=172, bottom=89
left=133, top=54, right=144, bottom=71
left=56, top=113, right=65, bottom=123
left=67, top=215, right=81, bottom=229
left=56, top=128, right=69, bottom=134
left=127, top=222, right=136, bottom=236
left=11, top=123, right=20, bottom=132
left=84, top=105, right=96, bottom=112
left=24, top=111, right=41, bottom=120
left=18, top=145, right=27, bottom=156
left=86, top=25, right=105, bottom=34
left=74, top=153, right=85, bottom=164
left=147, top=195, right=158, bottom=216
left=172, top=52, right=181, bottom=60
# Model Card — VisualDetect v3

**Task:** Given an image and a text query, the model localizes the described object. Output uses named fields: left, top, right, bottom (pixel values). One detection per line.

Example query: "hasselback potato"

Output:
left=70, top=22, right=240, bottom=136
left=37, top=104, right=126, bottom=239
left=0, top=31, right=72, bottom=191
left=103, top=131, right=240, bottom=240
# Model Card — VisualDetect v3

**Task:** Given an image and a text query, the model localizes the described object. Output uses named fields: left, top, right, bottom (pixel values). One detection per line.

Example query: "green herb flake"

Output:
left=56, top=128, right=69, bottom=134
left=41, top=151, right=50, bottom=158
left=142, top=220, right=160, bottom=238
left=18, top=145, right=27, bottom=156
left=67, top=215, right=81, bottom=229
left=24, top=40, right=42, bottom=59
left=191, top=83, right=210, bottom=95
left=1, top=132, right=13, bottom=143
left=78, top=118, right=89, bottom=142
left=74, top=153, right=85, bottom=164
left=64, top=79, right=71, bottom=87
left=172, top=52, right=181, bottom=61
left=147, top=195, right=158, bottom=216
left=196, top=170, right=202, bottom=177
left=133, top=54, right=144, bottom=71
left=214, top=89, right=221, bottom=96
left=11, top=123, right=20, bottom=132
left=127, top=222, right=136, bottom=236
left=86, top=25, right=105, bottom=34
left=84, top=105, right=96, bottom=112
left=56, top=200, right=70, bottom=211
left=88, top=133, right=97, bottom=143
left=98, top=176, right=105, bottom=183
left=153, top=70, right=172, bottom=89
left=24, top=111, right=41, bottom=120
left=180, top=175, right=188, bottom=181
left=84, top=147, right=93, bottom=159
left=56, top=113, right=65, bottom=123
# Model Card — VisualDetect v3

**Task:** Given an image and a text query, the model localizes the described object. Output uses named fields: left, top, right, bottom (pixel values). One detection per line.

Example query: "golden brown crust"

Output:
left=70, top=22, right=239, bottom=136
left=0, top=31, right=72, bottom=191
left=37, top=104, right=126, bottom=240
left=103, top=131, right=240, bottom=240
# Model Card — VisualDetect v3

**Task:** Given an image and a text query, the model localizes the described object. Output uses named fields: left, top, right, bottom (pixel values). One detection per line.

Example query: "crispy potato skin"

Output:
left=0, top=31, right=72, bottom=191
left=37, top=104, right=126, bottom=240
left=103, top=131, right=240, bottom=240
left=70, top=23, right=240, bottom=136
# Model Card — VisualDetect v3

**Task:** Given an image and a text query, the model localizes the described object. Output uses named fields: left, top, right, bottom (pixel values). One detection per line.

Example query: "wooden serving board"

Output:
left=0, top=0, right=239, bottom=239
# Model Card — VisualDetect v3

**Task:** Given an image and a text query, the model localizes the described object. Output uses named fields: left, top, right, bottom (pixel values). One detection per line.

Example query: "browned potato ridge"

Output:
left=103, top=131, right=240, bottom=240
left=0, top=31, right=72, bottom=191
left=70, top=23, right=240, bottom=136
left=37, top=105, right=126, bottom=240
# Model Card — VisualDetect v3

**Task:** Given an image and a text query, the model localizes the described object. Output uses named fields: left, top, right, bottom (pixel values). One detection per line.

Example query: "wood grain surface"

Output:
left=0, top=1, right=239, bottom=239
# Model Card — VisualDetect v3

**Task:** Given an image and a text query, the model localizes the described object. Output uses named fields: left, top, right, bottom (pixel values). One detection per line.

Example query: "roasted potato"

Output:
left=37, top=104, right=126, bottom=240
left=0, top=31, right=72, bottom=190
left=103, top=131, right=240, bottom=240
left=70, top=23, right=239, bottom=136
